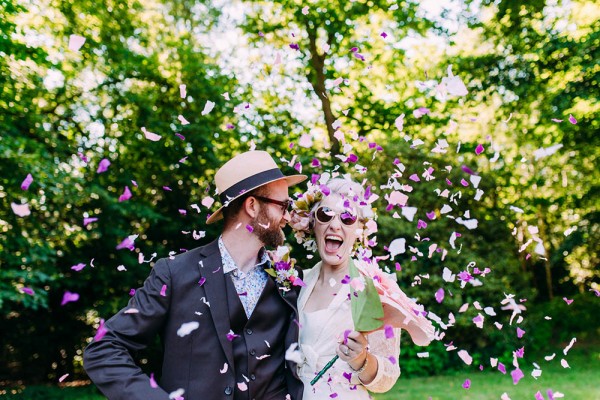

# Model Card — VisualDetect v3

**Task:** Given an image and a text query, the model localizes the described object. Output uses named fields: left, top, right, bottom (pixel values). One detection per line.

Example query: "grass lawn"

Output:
left=3, top=348, right=598, bottom=399
left=374, top=347, right=600, bottom=400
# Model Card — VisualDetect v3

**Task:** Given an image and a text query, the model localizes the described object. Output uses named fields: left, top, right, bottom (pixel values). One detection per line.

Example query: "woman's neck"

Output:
left=319, top=260, right=350, bottom=283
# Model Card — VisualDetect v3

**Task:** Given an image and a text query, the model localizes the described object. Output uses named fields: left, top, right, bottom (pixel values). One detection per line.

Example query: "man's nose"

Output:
left=282, top=209, right=291, bottom=223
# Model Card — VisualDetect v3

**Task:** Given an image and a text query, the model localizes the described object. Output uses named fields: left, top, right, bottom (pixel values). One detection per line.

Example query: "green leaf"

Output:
left=264, top=268, right=277, bottom=278
left=349, top=260, right=384, bottom=332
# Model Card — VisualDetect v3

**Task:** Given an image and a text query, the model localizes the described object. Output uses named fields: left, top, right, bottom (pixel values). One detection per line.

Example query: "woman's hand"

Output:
left=336, top=330, right=368, bottom=370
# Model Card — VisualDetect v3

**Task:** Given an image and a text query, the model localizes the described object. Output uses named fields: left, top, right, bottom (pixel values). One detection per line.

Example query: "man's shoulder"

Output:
left=155, top=239, right=220, bottom=271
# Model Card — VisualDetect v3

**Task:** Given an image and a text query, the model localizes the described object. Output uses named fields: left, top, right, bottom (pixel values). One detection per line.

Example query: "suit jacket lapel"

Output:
left=197, top=240, right=235, bottom=369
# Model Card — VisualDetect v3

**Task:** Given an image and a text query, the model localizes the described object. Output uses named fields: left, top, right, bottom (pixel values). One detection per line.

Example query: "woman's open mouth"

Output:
left=324, top=235, right=344, bottom=253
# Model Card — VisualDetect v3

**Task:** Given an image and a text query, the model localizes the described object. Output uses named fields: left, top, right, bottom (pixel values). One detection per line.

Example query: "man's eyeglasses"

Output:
left=314, top=206, right=358, bottom=226
left=253, top=196, right=292, bottom=213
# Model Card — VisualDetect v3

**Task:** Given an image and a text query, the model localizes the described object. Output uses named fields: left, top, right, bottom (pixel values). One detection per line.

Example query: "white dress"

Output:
left=297, top=263, right=401, bottom=399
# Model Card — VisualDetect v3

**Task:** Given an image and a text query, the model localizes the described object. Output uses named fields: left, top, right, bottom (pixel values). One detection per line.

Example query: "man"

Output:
left=84, top=150, right=306, bottom=400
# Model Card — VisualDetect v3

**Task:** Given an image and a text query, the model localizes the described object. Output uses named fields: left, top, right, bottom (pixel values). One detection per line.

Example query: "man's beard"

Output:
left=251, top=207, right=285, bottom=248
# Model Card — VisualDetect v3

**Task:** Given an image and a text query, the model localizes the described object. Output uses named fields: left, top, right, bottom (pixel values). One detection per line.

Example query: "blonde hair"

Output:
left=311, top=177, right=368, bottom=220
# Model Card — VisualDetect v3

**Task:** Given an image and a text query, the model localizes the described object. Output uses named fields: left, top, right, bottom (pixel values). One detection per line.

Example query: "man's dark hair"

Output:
left=222, top=184, right=271, bottom=228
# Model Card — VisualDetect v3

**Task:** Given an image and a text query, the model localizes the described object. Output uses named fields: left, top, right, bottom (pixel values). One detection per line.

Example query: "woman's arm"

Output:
left=355, top=328, right=402, bottom=393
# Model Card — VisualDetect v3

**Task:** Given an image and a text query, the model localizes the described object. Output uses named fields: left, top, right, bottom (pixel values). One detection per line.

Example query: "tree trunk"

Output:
left=305, top=26, right=340, bottom=159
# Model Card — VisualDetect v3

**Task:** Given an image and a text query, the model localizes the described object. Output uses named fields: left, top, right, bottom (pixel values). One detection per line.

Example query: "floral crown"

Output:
left=289, top=174, right=378, bottom=255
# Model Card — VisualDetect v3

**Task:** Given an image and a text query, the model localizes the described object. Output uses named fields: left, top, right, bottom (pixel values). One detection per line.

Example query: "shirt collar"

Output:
left=218, top=236, right=270, bottom=274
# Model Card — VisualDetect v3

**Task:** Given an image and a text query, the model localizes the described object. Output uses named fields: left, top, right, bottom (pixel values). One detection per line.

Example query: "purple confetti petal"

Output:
left=511, top=368, right=524, bottom=385
left=461, top=165, right=475, bottom=175
left=475, top=144, right=485, bottom=155
left=435, top=288, right=445, bottom=303
left=384, top=324, right=394, bottom=339
left=343, top=329, right=351, bottom=344
left=21, top=174, right=33, bottom=190
left=160, top=284, right=167, bottom=297
left=149, top=372, right=158, bottom=388
left=61, top=291, right=80, bottom=306
left=83, top=217, right=98, bottom=226
left=346, top=153, right=358, bottom=163
left=94, top=319, right=107, bottom=341
left=21, top=287, right=35, bottom=296
left=568, top=114, right=577, bottom=124
left=71, top=263, right=86, bottom=272
left=97, top=158, right=111, bottom=173
left=118, top=186, right=132, bottom=202
left=462, top=379, right=471, bottom=389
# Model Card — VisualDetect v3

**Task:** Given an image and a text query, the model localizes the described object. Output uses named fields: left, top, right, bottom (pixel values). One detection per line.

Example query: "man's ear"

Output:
left=243, top=196, right=259, bottom=219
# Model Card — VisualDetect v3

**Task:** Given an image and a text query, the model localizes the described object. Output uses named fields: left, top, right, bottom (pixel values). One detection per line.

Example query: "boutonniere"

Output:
left=265, top=246, right=305, bottom=294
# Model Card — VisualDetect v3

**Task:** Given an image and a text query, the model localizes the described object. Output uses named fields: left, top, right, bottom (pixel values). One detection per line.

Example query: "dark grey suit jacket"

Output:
left=83, top=239, right=303, bottom=400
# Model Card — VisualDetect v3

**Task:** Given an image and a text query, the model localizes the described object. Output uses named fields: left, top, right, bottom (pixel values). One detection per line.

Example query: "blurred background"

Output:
left=0, top=0, right=598, bottom=398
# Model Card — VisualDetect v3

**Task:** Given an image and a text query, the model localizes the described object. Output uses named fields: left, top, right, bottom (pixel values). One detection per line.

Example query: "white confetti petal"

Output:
left=11, top=202, right=31, bottom=217
left=388, top=238, right=406, bottom=258
left=458, top=349, right=473, bottom=365
left=141, top=127, right=162, bottom=141
left=68, top=34, right=86, bottom=51
left=401, top=206, right=418, bottom=221
left=201, top=100, right=216, bottom=115
left=177, top=321, right=200, bottom=337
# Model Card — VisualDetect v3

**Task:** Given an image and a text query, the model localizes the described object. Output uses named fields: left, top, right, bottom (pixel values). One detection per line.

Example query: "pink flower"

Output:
left=289, top=211, right=310, bottom=232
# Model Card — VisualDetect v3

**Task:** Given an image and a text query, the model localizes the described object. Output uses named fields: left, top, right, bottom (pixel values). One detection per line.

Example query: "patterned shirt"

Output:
left=218, top=236, right=270, bottom=318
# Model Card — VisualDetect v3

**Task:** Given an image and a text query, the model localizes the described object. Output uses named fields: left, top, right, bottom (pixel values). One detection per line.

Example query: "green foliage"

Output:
left=0, top=0, right=597, bottom=387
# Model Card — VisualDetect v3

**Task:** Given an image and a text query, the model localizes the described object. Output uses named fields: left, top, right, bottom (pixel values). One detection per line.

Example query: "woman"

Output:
left=292, top=177, right=402, bottom=399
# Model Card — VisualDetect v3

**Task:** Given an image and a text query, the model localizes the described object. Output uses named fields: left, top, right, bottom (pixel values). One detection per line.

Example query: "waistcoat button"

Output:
left=246, top=328, right=253, bottom=335
left=224, top=386, right=232, bottom=395
left=250, top=374, right=256, bottom=380
left=249, top=349, right=256, bottom=356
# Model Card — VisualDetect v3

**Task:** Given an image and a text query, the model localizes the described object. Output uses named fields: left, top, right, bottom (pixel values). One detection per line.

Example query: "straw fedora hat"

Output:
left=206, top=150, right=307, bottom=224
